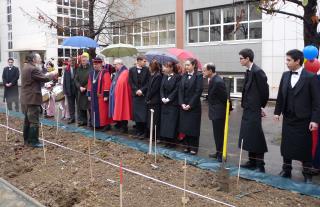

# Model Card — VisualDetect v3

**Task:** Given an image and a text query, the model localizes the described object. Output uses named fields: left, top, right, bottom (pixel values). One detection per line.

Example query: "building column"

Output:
left=176, top=0, right=184, bottom=49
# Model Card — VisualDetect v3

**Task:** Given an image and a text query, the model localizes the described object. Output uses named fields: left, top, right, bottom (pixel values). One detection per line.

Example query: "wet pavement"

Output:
left=1, top=86, right=319, bottom=184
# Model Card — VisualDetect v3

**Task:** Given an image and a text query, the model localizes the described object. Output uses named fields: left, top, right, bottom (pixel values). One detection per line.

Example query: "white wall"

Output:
left=262, top=2, right=304, bottom=99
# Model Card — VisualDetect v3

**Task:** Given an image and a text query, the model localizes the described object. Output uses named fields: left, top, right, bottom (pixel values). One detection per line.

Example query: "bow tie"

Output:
left=246, top=69, right=251, bottom=73
left=291, top=71, right=298, bottom=75
left=187, top=74, right=193, bottom=77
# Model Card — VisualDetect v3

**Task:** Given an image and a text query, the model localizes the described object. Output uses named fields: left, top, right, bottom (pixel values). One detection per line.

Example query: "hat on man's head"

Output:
left=93, top=57, right=103, bottom=64
left=82, top=52, right=90, bottom=59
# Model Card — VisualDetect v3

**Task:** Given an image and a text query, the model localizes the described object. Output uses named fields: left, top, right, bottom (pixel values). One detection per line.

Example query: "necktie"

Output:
left=290, top=71, right=298, bottom=75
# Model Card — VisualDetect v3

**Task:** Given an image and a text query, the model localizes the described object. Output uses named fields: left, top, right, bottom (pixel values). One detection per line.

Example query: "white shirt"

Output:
left=187, top=72, right=194, bottom=79
left=290, top=67, right=303, bottom=88
left=168, top=73, right=174, bottom=80
left=247, top=63, right=253, bottom=71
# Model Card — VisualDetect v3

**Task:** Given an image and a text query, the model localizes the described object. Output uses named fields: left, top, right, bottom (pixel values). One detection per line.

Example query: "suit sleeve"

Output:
left=11, top=68, right=19, bottom=86
left=31, top=68, right=50, bottom=82
left=274, top=74, right=284, bottom=116
left=2, top=68, right=7, bottom=84
left=311, top=75, right=320, bottom=123
left=216, top=80, right=227, bottom=105
left=178, top=76, right=184, bottom=105
left=188, top=74, right=203, bottom=108
left=140, top=69, right=150, bottom=95
left=160, top=75, right=166, bottom=99
left=129, top=68, right=138, bottom=94
left=255, top=69, right=269, bottom=108
left=167, top=75, right=180, bottom=102
left=74, top=70, right=81, bottom=89
left=147, top=74, right=162, bottom=101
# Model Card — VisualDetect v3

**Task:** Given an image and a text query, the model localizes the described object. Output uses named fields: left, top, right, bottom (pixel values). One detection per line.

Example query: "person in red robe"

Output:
left=109, top=58, right=132, bottom=133
left=87, top=57, right=113, bottom=131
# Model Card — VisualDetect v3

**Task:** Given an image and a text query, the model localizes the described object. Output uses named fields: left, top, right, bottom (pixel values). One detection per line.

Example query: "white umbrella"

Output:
left=100, top=43, right=138, bottom=57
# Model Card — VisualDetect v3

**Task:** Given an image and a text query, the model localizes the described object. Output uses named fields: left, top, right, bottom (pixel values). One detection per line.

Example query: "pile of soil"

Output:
left=0, top=114, right=319, bottom=207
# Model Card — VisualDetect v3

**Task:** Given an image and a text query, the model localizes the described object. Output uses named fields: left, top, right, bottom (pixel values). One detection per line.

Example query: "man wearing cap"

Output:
left=74, top=54, right=91, bottom=126
left=109, top=58, right=132, bottom=133
left=2, top=58, right=20, bottom=111
left=87, top=57, right=113, bottom=131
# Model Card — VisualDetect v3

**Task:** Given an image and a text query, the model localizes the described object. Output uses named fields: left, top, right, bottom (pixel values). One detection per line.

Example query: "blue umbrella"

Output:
left=62, top=36, right=98, bottom=48
left=145, top=50, right=178, bottom=65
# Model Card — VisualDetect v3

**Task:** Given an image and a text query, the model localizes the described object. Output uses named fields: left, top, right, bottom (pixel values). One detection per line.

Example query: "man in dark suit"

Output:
left=20, top=53, right=57, bottom=148
left=238, top=48, right=269, bottom=173
left=274, top=49, right=320, bottom=183
left=2, top=58, right=20, bottom=111
left=63, top=57, right=77, bottom=124
left=129, top=56, right=150, bottom=136
left=203, top=63, right=227, bottom=162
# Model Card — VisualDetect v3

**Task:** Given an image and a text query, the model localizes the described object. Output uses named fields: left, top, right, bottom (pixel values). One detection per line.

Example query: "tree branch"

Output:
left=259, top=7, right=307, bottom=22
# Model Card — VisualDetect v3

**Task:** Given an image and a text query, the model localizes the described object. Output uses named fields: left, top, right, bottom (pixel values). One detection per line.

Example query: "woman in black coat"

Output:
left=146, top=60, right=162, bottom=138
left=178, top=58, right=203, bottom=155
left=160, top=61, right=181, bottom=147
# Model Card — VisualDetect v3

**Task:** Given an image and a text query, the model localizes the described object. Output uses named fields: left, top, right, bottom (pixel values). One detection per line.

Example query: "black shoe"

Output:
left=23, top=124, right=30, bottom=146
left=101, top=125, right=111, bottom=132
left=209, top=153, right=218, bottom=159
left=114, top=122, right=121, bottom=129
left=240, top=161, right=256, bottom=170
left=183, top=148, right=190, bottom=153
left=190, top=150, right=197, bottom=155
left=31, top=142, right=44, bottom=148
left=120, top=127, right=128, bottom=133
left=217, top=155, right=223, bottom=163
left=255, top=166, right=265, bottom=173
left=279, top=170, right=292, bottom=178
left=304, top=175, right=312, bottom=184
left=135, top=131, right=144, bottom=137
left=68, top=119, right=75, bottom=124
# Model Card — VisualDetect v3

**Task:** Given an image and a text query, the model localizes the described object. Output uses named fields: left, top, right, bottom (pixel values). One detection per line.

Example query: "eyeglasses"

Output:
left=239, top=57, right=245, bottom=60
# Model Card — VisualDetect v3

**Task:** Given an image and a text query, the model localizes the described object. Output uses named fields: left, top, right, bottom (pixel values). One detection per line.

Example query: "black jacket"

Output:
left=129, top=66, right=150, bottom=96
left=146, top=72, right=162, bottom=105
left=208, top=75, right=227, bottom=120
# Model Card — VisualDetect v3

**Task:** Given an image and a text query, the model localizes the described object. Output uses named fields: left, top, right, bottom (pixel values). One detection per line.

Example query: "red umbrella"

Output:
left=168, top=48, right=202, bottom=70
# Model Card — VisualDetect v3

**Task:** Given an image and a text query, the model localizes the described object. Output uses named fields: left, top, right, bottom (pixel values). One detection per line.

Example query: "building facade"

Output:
left=110, top=0, right=305, bottom=99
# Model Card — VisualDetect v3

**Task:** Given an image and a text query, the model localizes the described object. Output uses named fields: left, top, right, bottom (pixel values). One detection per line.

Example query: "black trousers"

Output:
left=282, top=157, right=313, bottom=176
left=78, top=110, right=88, bottom=124
left=7, top=97, right=19, bottom=112
left=212, top=119, right=225, bottom=155
left=248, top=152, right=265, bottom=167
left=184, top=135, right=199, bottom=152
left=67, top=95, right=76, bottom=120
left=136, top=122, right=146, bottom=133
left=21, top=104, right=40, bottom=128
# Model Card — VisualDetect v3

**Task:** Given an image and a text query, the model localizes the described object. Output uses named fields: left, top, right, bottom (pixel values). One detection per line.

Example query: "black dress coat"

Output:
left=208, top=75, right=227, bottom=121
left=178, top=72, right=203, bottom=137
left=146, top=72, right=162, bottom=130
left=74, top=64, right=91, bottom=110
left=160, top=74, right=181, bottom=139
left=63, top=66, right=77, bottom=97
left=239, top=63, right=269, bottom=153
left=2, top=66, right=19, bottom=102
left=274, top=69, right=320, bottom=161
left=129, top=66, right=150, bottom=122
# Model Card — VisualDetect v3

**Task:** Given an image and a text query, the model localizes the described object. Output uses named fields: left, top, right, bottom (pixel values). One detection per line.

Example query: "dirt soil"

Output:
left=0, top=114, right=319, bottom=207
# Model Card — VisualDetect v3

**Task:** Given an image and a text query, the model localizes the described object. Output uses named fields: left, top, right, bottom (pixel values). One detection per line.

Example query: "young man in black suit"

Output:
left=203, top=63, right=227, bottom=162
left=129, top=56, right=150, bottom=136
left=238, top=48, right=269, bottom=173
left=274, top=49, right=320, bottom=183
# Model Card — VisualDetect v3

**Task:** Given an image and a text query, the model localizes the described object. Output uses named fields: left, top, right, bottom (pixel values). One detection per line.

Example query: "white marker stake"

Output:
left=154, top=125, right=157, bottom=164
left=93, top=112, right=96, bottom=145
left=182, top=158, right=189, bottom=206
left=56, top=106, right=59, bottom=135
left=148, top=109, right=154, bottom=155
left=41, top=123, right=47, bottom=165
left=120, top=161, right=123, bottom=207
left=88, top=140, right=94, bottom=182
left=5, top=99, right=9, bottom=142
left=237, top=139, right=244, bottom=186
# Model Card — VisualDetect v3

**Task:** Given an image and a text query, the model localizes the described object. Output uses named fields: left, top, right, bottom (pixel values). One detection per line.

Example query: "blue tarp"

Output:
left=2, top=108, right=320, bottom=198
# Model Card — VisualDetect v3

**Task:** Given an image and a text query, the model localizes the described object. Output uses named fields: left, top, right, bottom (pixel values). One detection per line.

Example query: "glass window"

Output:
left=159, top=16, right=167, bottom=30
left=150, top=32, right=158, bottom=45
left=57, top=17, right=63, bottom=25
left=71, top=29, right=77, bottom=36
left=7, top=6, right=11, bottom=14
left=150, top=18, right=158, bottom=31
left=120, top=23, right=126, bottom=35
left=71, top=18, right=76, bottom=27
left=236, top=5, right=248, bottom=22
left=57, top=28, right=63, bottom=36
left=235, top=23, right=248, bottom=40
left=142, top=21, right=150, bottom=32
left=70, top=9, right=76, bottom=17
left=236, top=78, right=244, bottom=93
left=77, top=19, right=83, bottom=27
left=64, top=27, right=70, bottom=36
left=134, top=34, right=141, bottom=46
left=7, top=14, right=12, bottom=23
left=57, top=0, right=62, bottom=5
left=223, top=25, right=234, bottom=40
left=199, top=10, right=209, bottom=26
left=142, top=33, right=149, bottom=46
left=113, top=36, right=119, bottom=44
left=84, top=30, right=89, bottom=36
left=77, top=0, right=82, bottom=8
left=64, top=0, right=69, bottom=6
left=199, top=27, right=209, bottom=42
left=83, top=0, right=88, bottom=8
left=210, top=26, right=221, bottom=41
left=127, top=24, right=133, bottom=34
left=77, top=9, right=82, bottom=18
left=168, top=31, right=175, bottom=44
left=120, top=36, right=126, bottom=44
left=83, top=11, right=89, bottom=18
left=223, top=7, right=234, bottom=23
left=70, top=0, right=76, bottom=7
left=249, top=22, right=262, bottom=39
left=134, top=22, right=141, bottom=33
left=8, top=24, right=12, bottom=30
left=72, top=49, right=78, bottom=57
left=63, top=8, right=69, bottom=15
left=250, top=3, right=261, bottom=20
left=189, top=28, right=198, bottom=43
left=58, top=38, right=63, bottom=45
left=58, top=48, right=63, bottom=56
left=57, top=7, right=63, bottom=14
left=189, top=11, right=198, bottom=27
left=210, top=9, right=220, bottom=25
left=167, top=14, right=175, bottom=29
left=8, top=41, right=12, bottom=49
left=64, top=17, right=70, bottom=27
left=159, top=31, right=167, bottom=45
left=65, top=48, right=71, bottom=57
left=113, top=24, right=119, bottom=35
left=127, top=34, right=133, bottom=45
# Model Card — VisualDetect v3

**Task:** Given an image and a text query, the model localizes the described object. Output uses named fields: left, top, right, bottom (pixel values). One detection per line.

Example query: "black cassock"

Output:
left=160, top=74, right=181, bottom=139
left=2, top=66, right=19, bottom=102
left=146, top=72, right=162, bottom=130
left=275, top=69, right=320, bottom=161
left=239, top=63, right=269, bottom=153
left=129, top=66, right=150, bottom=122
left=178, top=72, right=203, bottom=137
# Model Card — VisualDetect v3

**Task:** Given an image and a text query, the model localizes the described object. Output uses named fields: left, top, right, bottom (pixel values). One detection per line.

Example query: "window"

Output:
left=112, top=13, right=175, bottom=46
left=187, top=3, right=262, bottom=43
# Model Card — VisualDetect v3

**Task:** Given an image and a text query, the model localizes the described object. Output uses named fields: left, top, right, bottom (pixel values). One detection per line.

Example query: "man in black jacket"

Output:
left=129, top=56, right=150, bottom=136
left=274, top=49, right=320, bottom=183
left=63, top=57, right=77, bottom=124
left=203, top=63, right=227, bottom=162
left=2, top=58, right=20, bottom=111
left=238, top=48, right=269, bottom=173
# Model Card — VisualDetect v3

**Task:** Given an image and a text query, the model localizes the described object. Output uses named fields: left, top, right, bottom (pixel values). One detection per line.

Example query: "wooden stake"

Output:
left=237, top=139, right=244, bottom=186
left=120, top=160, right=123, bottom=207
left=154, top=125, right=157, bottom=164
left=148, top=109, right=154, bottom=155
left=5, top=99, right=9, bottom=142
left=88, top=140, right=94, bottom=182
left=93, top=112, right=96, bottom=145
left=182, top=158, right=189, bottom=206
left=41, top=123, right=47, bottom=165
left=56, top=106, right=59, bottom=135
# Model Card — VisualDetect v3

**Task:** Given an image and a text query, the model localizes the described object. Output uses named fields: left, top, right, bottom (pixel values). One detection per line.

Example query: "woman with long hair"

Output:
left=178, top=58, right=203, bottom=155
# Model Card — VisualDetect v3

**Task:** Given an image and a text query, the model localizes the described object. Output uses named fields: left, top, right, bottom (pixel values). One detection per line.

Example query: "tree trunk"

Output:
left=88, top=0, right=96, bottom=59
left=303, top=0, right=319, bottom=48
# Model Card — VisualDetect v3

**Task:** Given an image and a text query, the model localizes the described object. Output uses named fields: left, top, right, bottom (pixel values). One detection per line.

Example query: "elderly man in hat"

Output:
left=87, top=57, right=113, bottom=131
